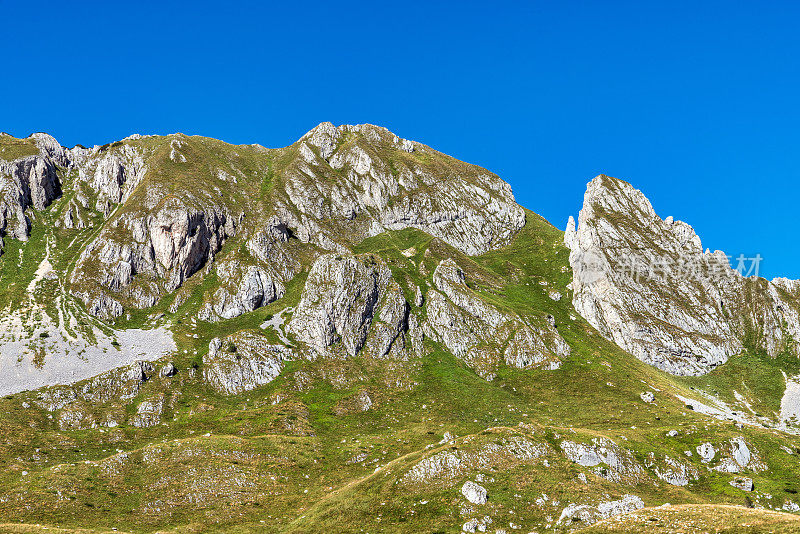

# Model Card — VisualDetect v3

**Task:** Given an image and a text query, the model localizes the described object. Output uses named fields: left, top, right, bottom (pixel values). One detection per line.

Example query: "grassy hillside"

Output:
left=2, top=130, right=800, bottom=532
left=0, top=210, right=797, bottom=533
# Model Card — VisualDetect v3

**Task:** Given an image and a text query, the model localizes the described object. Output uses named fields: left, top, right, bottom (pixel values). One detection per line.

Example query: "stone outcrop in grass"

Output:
left=288, top=253, right=419, bottom=359
left=556, top=494, right=644, bottom=527
left=461, top=480, right=488, bottom=504
left=204, top=332, right=293, bottom=395
left=425, top=258, right=570, bottom=379
left=0, top=155, right=61, bottom=245
left=560, top=437, right=647, bottom=483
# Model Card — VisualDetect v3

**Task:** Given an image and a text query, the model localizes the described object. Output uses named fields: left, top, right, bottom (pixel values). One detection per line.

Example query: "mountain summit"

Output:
left=565, top=174, right=800, bottom=376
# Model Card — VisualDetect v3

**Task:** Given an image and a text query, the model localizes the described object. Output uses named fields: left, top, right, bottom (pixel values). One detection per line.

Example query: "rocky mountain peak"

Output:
left=279, top=122, right=525, bottom=256
left=300, top=122, right=417, bottom=159
left=0, top=125, right=526, bottom=323
left=566, top=174, right=800, bottom=375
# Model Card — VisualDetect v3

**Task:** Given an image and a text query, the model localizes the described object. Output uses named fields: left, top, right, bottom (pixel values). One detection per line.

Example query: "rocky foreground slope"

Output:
left=0, top=126, right=799, bottom=533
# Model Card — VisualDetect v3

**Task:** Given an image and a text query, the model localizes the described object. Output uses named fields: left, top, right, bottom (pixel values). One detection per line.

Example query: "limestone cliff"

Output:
left=565, top=174, right=800, bottom=375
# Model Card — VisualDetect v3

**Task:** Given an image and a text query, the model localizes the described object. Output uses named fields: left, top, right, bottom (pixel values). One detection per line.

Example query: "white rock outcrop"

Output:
left=0, top=155, right=61, bottom=245
left=646, top=453, right=698, bottom=486
left=565, top=174, right=800, bottom=375
left=712, top=437, right=767, bottom=473
left=730, top=477, right=754, bottom=491
left=461, top=481, right=488, bottom=505
left=288, top=253, right=418, bottom=359
left=204, top=332, right=293, bottom=395
left=696, top=442, right=716, bottom=462
left=401, top=432, right=550, bottom=487
left=35, top=360, right=157, bottom=412
left=72, top=201, right=238, bottom=319
left=425, top=259, right=570, bottom=379
left=557, top=494, right=644, bottom=526
left=560, top=437, right=646, bottom=483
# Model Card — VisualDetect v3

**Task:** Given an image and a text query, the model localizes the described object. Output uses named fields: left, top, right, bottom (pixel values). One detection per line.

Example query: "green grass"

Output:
left=1, top=133, right=800, bottom=533
left=682, top=350, right=800, bottom=420
left=0, top=135, right=39, bottom=161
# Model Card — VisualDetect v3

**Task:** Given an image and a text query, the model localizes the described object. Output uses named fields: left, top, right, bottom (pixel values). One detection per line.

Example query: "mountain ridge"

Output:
left=566, top=173, right=800, bottom=376
left=1, top=125, right=800, bottom=533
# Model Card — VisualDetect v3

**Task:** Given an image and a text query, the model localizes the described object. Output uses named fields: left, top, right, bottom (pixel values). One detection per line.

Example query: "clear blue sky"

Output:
left=2, top=1, right=797, bottom=278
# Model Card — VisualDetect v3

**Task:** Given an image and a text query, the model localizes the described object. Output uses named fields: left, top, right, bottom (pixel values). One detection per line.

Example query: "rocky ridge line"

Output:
left=565, top=174, right=800, bottom=375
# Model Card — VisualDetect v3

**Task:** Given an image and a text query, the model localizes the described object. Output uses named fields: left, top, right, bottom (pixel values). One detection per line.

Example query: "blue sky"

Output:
left=2, top=1, right=797, bottom=278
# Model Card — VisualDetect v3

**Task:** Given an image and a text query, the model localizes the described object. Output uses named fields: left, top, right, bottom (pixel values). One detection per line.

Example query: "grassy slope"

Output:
left=0, top=135, right=39, bottom=161
left=581, top=504, right=800, bottom=533
left=1, top=133, right=800, bottom=532
left=1, top=212, right=798, bottom=533
left=277, top=213, right=800, bottom=532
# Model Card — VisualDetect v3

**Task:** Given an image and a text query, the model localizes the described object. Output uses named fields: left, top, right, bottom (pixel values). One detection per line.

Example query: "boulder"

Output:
left=697, top=442, right=716, bottom=462
left=461, top=481, right=487, bottom=505
left=730, top=477, right=754, bottom=491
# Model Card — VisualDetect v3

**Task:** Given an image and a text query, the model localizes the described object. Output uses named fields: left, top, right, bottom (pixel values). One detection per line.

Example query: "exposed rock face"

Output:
left=199, top=218, right=304, bottom=322
left=709, top=437, right=767, bottom=474
left=274, top=123, right=526, bottom=256
left=34, top=361, right=155, bottom=412
left=353, top=390, right=373, bottom=411
left=81, top=146, right=147, bottom=205
left=204, top=333, right=293, bottom=395
left=646, top=453, right=699, bottom=486
left=425, top=258, right=570, bottom=379
left=131, top=396, right=165, bottom=428
left=201, top=262, right=280, bottom=320
left=461, top=481, right=488, bottom=504
left=566, top=174, right=800, bottom=375
left=72, top=201, right=238, bottom=319
left=401, top=431, right=551, bottom=487
left=461, top=517, right=492, bottom=534
left=730, top=477, right=755, bottom=491
left=557, top=495, right=644, bottom=526
left=31, top=133, right=69, bottom=167
left=0, top=155, right=61, bottom=243
left=560, top=437, right=646, bottom=483
left=57, top=402, right=98, bottom=430
left=288, top=253, right=419, bottom=359
left=0, top=134, right=145, bottom=253
left=58, top=199, right=88, bottom=229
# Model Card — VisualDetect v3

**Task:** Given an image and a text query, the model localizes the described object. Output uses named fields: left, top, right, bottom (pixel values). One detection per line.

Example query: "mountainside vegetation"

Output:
left=0, top=125, right=799, bottom=533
